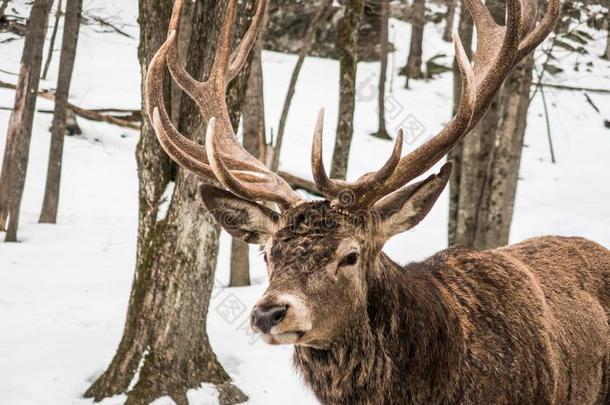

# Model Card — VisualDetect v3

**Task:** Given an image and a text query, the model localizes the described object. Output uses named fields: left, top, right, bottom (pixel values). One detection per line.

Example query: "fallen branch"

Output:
left=85, top=14, right=134, bottom=39
left=278, top=170, right=323, bottom=197
left=0, top=80, right=140, bottom=129
left=536, top=82, right=610, bottom=94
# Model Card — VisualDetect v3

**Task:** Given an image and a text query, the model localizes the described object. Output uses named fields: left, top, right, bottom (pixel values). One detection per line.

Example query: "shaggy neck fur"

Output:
left=293, top=252, right=464, bottom=404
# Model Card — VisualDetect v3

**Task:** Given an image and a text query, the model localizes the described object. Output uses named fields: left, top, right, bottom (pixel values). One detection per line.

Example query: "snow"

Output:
left=1, top=1, right=609, bottom=404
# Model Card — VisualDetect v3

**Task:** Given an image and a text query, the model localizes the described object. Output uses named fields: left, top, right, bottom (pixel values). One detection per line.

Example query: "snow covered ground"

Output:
left=1, top=1, right=609, bottom=404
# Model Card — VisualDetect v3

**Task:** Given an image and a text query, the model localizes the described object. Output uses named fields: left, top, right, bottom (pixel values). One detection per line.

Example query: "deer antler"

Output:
left=145, top=0, right=302, bottom=210
left=312, top=0, right=559, bottom=209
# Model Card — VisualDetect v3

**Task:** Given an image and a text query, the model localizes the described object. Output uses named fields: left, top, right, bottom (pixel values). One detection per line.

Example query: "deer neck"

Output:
left=293, top=252, right=463, bottom=404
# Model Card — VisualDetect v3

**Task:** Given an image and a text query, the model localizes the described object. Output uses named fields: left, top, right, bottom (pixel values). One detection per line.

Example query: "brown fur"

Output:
left=201, top=190, right=610, bottom=404
left=292, top=235, right=610, bottom=404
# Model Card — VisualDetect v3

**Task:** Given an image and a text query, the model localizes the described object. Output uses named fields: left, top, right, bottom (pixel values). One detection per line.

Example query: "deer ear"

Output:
left=200, top=185, right=279, bottom=244
left=373, top=162, right=453, bottom=240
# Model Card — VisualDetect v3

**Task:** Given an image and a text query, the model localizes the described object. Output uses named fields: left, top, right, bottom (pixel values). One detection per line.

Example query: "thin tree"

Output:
left=229, top=3, right=269, bottom=288
left=0, top=0, right=53, bottom=242
left=271, top=0, right=332, bottom=172
left=603, top=9, right=610, bottom=60
left=330, top=0, right=364, bottom=180
left=447, top=0, right=473, bottom=245
left=371, top=0, right=391, bottom=140
left=451, top=0, right=538, bottom=249
left=41, top=0, right=63, bottom=80
left=404, top=0, right=425, bottom=88
left=442, top=0, right=456, bottom=42
left=39, top=0, right=82, bottom=224
left=473, top=55, right=535, bottom=248
left=84, top=0, right=255, bottom=403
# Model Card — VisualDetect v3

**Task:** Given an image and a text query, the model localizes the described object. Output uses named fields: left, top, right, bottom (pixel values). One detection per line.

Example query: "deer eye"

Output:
left=339, top=252, right=359, bottom=267
left=262, top=252, right=268, bottom=264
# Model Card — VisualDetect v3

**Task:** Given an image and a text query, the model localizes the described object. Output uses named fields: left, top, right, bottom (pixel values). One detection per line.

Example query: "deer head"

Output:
left=146, top=0, right=559, bottom=348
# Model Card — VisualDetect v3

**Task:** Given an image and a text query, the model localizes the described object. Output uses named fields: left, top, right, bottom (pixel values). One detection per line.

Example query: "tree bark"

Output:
left=241, top=35, right=265, bottom=164
left=39, top=0, right=82, bottom=224
left=404, top=0, right=425, bottom=87
left=0, top=0, right=53, bottom=241
left=442, top=0, right=456, bottom=42
left=604, top=10, right=610, bottom=60
left=452, top=0, right=508, bottom=248
left=330, top=0, right=364, bottom=180
left=447, top=0, right=473, bottom=246
left=229, top=239, right=250, bottom=287
left=84, top=1, right=253, bottom=403
left=229, top=7, right=269, bottom=287
left=473, top=55, right=534, bottom=249
left=41, top=0, right=63, bottom=80
left=371, top=0, right=391, bottom=140
left=272, top=0, right=331, bottom=172
left=170, top=0, right=194, bottom=127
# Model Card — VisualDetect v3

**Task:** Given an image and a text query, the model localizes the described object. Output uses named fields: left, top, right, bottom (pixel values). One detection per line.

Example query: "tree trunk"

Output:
left=442, top=0, right=456, bottom=42
left=229, top=9, right=270, bottom=287
left=39, top=0, right=82, bottom=224
left=170, top=0, right=194, bottom=127
left=229, top=239, right=250, bottom=287
left=330, top=0, right=364, bottom=180
left=473, top=55, right=534, bottom=249
left=404, top=0, right=425, bottom=87
left=242, top=36, right=265, bottom=164
left=454, top=95, right=500, bottom=246
left=84, top=1, right=254, bottom=403
left=452, top=0, right=508, bottom=248
left=272, top=0, right=331, bottom=172
left=447, top=0, right=473, bottom=246
left=41, top=0, right=63, bottom=80
left=371, top=0, right=391, bottom=140
left=604, top=10, right=610, bottom=60
left=0, top=0, right=53, bottom=241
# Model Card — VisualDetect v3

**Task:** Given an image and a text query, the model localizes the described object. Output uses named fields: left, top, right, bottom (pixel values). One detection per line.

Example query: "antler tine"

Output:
left=517, top=0, right=560, bottom=60
left=209, top=0, right=239, bottom=83
left=206, top=118, right=300, bottom=209
left=146, top=0, right=303, bottom=210
left=342, top=0, right=559, bottom=208
left=228, top=0, right=268, bottom=81
left=145, top=33, right=215, bottom=179
left=311, top=109, right=345, bottom=197
left=371, top=129, right=404, bottom=181
left=326, top=32, right=476, bottom=208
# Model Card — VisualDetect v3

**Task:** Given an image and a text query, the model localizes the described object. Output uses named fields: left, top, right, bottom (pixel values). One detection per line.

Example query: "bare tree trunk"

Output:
left=454, top=96, right=500, bottom=246
left=603, top=10, right=610, bottom=60
left=447, top=0, right=472, bottom=245
left=474, top=55, right=534, bottom=249
left=39, top=0, right=82, bottom=224
left=404, top=0, right=425, bottom=87
left=84, top=1, right=254, bottom=403
left=330, top=0, right=364, bottom=180
left=0, top=0, right=9, bottom=18
left=450, top=0, right=504, bottom=247
left=442, top=0, right=456, bottom=42
left=229, top=239, right=250, bottom=286
left=170, top=0, right=194, bottom=127
left=242, top=37, right=265, bottom=163
left=272, top=0, right=331, bottom=172
left=0, top=0, right=52, bottom=241
left=371, top=0, right=391, bottom=140
left=41, top=0, right=63, bottom=80
left=229, top=7, right=269, bottom=288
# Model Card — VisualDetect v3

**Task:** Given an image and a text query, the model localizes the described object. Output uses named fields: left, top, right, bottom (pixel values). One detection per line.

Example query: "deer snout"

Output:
left=250, top=294, right=313, bottom=345
left=251, top=305, right=287, bottom=334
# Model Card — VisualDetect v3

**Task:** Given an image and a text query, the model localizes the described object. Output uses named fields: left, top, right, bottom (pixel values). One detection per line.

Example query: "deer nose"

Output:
left=251, top=305, right=287, bottom=334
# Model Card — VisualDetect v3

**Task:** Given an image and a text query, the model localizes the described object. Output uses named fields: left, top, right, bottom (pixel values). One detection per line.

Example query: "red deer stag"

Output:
left=146, top=0, right=610, bottom=403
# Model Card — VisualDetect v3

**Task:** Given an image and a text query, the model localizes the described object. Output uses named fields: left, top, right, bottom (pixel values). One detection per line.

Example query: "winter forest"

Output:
left=1, top=0, right=609, bottom=404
